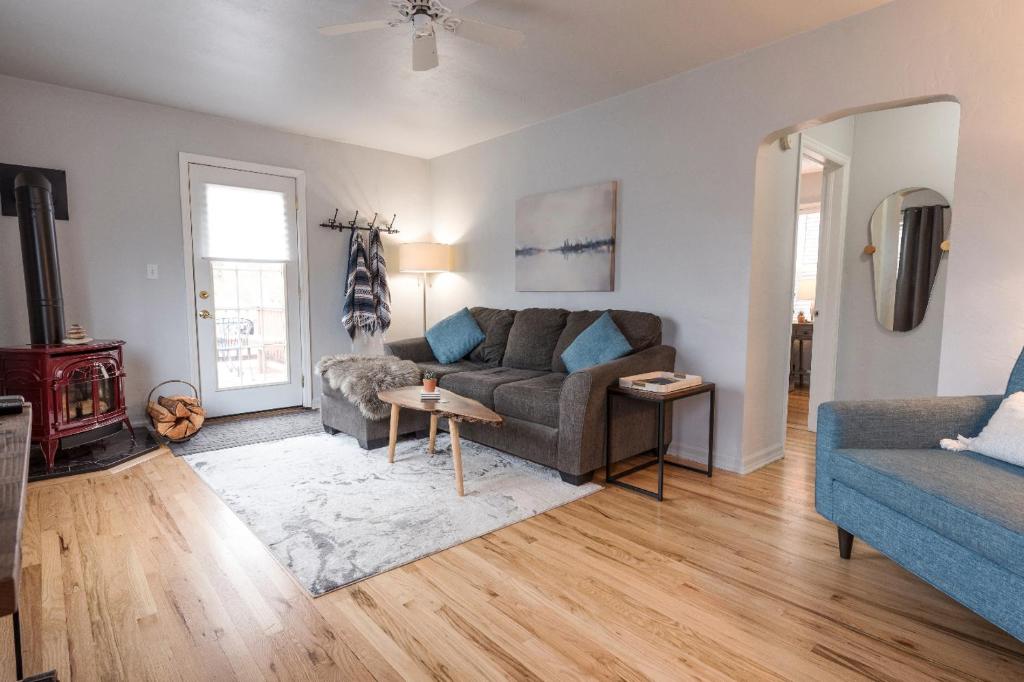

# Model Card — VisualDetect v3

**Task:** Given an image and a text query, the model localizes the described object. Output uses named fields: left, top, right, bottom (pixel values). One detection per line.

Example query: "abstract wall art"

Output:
left=514, top=181, right=617, bottom=292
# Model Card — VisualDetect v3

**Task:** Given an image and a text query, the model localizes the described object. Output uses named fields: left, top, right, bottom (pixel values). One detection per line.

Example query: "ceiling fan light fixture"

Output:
left=319, top=0, right=522, bottom=72
left=412, top=13, right=433, bottom=32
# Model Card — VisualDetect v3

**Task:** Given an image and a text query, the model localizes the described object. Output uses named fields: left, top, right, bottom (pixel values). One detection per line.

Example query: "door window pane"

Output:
left=201, top=184, right=291, bottom=261
left=212, top=261, right=289, bottom=389
left=793, top=209, right=820, bottom=321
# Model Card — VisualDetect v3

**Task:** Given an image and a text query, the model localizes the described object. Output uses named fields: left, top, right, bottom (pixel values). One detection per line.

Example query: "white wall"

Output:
left=743, top=140, right=800, bottom=469
left=835, top=102, right=961, bottom=400
left=804, top=117, right=856, bottom=159
left=0, top=75, right=432, bottom=420
left=430, top=0, right=1024, bottom=473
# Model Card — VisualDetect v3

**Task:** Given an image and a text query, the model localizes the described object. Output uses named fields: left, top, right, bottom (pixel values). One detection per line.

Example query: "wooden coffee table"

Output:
left=376, top=387, right=502, bottom=496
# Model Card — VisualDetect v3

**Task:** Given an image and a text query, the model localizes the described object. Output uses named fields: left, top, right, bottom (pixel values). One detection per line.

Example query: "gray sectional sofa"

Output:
left=321, top=307, right=676, bottom=483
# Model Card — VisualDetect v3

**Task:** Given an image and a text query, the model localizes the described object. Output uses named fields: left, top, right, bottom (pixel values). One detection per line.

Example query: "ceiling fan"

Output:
left=319, top=0, right=525, bottom=72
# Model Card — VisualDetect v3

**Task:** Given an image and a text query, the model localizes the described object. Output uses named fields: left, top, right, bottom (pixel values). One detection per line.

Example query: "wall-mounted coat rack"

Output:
left=320, top=209, right=399, bottom=234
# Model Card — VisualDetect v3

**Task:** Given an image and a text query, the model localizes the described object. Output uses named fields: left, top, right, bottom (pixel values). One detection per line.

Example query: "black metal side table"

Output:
left=605, top=382, right=715, bottom=501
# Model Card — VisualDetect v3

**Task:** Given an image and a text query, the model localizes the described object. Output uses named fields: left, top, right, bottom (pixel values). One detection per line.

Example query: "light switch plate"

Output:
left=146, top=264, right=159, bottom=279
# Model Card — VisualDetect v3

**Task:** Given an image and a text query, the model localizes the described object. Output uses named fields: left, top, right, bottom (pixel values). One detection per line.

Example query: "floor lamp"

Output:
left=398, top=243, right=453, bottom=334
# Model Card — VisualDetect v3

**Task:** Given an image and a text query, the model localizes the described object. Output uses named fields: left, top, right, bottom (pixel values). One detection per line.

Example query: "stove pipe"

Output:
left=14, top=171, right=65, bottom=345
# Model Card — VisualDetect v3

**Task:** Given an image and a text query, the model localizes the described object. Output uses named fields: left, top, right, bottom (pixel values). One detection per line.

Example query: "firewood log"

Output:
left=158, top=396, right=191, bottom=419
left=187, top=413, right=205, bottom=430
left=147, top=401, right=176, bottom=423
left=155, top=420, right=175, bottom=436
left=172, top=395, right=201, bottom=408
left=165, top=421, right=189, bottom=440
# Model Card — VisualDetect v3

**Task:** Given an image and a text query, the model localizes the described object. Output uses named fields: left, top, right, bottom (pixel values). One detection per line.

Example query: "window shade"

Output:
left=200, top=183, right=291, bottom=261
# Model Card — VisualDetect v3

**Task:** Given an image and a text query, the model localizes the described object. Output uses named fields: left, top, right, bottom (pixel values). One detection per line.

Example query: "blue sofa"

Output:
left=816, top=348, right=1024, bottom=641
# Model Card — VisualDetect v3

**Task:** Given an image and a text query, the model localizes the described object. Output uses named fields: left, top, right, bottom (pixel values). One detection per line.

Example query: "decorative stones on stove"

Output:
left=62, top=323, right=93, bottom=345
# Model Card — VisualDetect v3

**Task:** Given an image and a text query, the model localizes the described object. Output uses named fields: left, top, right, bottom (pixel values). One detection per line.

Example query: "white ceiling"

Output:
left=0, top=0, right=891, bottom=158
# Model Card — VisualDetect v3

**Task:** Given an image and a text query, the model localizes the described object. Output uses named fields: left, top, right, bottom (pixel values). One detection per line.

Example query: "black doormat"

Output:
left=29, top=427, right=161, bottom=482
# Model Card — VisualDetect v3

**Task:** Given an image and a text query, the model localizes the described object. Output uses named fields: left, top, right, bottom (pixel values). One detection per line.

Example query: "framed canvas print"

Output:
left=515, top=180, right=617, bottom=292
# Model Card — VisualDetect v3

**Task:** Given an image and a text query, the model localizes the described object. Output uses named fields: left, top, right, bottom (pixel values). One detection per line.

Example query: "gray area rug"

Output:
left=169, top=409, right=322, bottom=456
left=184, top=432, right=601, bottom=596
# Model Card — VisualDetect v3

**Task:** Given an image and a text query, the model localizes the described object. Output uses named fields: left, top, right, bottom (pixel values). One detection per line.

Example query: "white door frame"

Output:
left=178, top=152, right=313, bottom=409
left=793, top=135, right=851, bottom=431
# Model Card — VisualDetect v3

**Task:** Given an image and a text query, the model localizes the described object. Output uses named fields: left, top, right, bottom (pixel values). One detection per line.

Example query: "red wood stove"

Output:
left=0, top=340, right=134, bottom=471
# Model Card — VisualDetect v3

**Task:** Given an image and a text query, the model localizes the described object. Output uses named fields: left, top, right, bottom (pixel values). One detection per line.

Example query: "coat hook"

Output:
left=387, top=214, right=397, bottom=232
left=348, top=210, right=359, bottom=228
left=367, top=212, right=378, bottom=229
left=863, top=245, right=877, bottom=255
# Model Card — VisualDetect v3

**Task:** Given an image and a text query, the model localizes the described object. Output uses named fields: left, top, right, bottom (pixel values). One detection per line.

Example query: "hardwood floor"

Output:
left=787, top=386, right=810, bottom=431
left=5, top=406, right=1023, bottom=680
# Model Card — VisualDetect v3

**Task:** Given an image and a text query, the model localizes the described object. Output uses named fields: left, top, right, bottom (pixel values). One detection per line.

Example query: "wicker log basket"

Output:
left=147, top=380, right=206, bottom=442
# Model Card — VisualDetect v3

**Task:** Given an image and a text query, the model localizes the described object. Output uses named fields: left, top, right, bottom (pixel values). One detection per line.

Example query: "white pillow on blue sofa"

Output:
left=941, top=392, right=1024, bottom=467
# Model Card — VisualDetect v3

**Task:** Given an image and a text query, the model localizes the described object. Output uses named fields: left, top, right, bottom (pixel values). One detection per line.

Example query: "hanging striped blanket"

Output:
left=367, top=227, right=391, bottom=334
left=342, top=233, right=376, bottom=339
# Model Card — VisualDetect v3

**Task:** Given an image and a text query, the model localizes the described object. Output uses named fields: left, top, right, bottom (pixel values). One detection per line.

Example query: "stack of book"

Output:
left=420, top=390, right=441, bottom=402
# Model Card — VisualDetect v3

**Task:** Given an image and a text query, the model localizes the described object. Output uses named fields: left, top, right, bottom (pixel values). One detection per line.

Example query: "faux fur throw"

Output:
left=318, top=354, right=421, bottom=420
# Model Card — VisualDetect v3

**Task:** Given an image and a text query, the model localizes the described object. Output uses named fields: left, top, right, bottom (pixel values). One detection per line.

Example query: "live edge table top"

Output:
left=377, top=387, right=502, bottom=425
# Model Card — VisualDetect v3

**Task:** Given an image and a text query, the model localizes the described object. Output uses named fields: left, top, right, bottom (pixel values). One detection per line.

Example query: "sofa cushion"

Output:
left=552, top=310, right=662, bottom=372
left=425, top=307, right=485, bottom=364
left=469, top=307, right=516, bottom=366
left=560, top=312, right=633, bottom=374
left=502, top=308, right=569, bottom=371
left=1007, top=346, right=1024, bottom=398
left=960, top=391, right=1024, bottom=467
left=415, top=360, right=487, bottom=380
left=440, top=367, right=546, bottom=408
left=493, top=373, right=566, bottom=429
left=830, top=447, right=1024, bottom=577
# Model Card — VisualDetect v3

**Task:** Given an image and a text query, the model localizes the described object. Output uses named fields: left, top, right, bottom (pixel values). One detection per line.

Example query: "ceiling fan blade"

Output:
left=318, top=19, right=391, bottom=36
left=412, top=29, right=439, bottom=71
left=449, top=18, right=524, bottom=50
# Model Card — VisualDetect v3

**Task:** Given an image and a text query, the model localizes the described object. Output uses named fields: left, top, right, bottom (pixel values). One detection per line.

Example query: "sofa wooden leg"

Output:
left=838, top=527, right=854, bottom=559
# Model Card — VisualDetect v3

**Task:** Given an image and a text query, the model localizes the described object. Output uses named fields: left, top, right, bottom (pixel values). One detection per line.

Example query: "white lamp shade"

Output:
left=399, top=242, right=452, bottom=273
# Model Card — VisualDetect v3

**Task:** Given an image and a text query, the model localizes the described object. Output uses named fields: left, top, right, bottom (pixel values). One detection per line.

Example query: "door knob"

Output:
left=198, top=309, right=212, bottom=319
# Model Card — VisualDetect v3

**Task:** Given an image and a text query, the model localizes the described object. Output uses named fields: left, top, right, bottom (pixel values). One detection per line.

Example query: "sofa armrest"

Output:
left=817, top=395, right=1002, bottom=452
left=815, top=395, right=1002, bottom=521
left=384, top=337, right=436, bottom=363
left=557, top=345, right=676, bottom=475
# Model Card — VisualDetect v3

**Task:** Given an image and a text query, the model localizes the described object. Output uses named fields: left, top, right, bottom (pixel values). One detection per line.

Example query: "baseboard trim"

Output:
left=741, top=443, right=785, bottom=474
left=667, top=443, right=740, bottom=474
left=667, top=441, right=783, bottom=475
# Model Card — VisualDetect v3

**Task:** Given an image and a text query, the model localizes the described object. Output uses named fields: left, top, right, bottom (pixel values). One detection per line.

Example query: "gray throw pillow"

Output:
left=469, top=307, right=516, bottom=365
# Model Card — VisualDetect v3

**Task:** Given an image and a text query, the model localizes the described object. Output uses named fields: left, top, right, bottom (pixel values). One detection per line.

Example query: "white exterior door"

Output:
left=186, top=163, right=304, bottom=417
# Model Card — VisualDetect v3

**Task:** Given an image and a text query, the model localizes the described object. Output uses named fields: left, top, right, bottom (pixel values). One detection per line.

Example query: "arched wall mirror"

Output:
left=868, top=187, right=950, bottom=332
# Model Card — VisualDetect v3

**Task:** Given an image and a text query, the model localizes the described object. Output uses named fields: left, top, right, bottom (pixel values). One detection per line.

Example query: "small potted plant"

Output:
left=422, top=371, right=438, bottom=393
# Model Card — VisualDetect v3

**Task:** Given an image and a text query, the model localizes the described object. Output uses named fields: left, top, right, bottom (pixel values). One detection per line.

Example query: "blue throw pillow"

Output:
left=1007, top=346, right=1024, bottom=398
left=561, top=312, right=633, bottom=374
left=426, top=308, right=486, bottom=365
